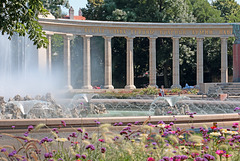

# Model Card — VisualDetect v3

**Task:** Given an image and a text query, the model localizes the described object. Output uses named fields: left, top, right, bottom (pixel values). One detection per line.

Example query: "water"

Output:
left=0, top=34, right=60, bottom=99
left=1, top=93, right=240, bottom=119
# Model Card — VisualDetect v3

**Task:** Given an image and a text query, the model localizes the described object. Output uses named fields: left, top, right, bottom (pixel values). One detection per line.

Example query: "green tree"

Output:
left=212, top=0, right=240, bottom=22
left=189, top=0, right=224, bottom=23
left=42, top=0, right=70, bottom=18
left=0, top=0, right=69, bottom=49
left=0, top=0, right=49, bottom=48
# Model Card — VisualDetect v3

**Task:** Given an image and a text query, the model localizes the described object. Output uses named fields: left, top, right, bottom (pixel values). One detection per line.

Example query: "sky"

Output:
left=63, top=0, right=240, bottom=15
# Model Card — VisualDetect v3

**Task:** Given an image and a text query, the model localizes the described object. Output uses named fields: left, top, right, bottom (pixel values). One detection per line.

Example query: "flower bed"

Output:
left=1, top=109, right=240, bottom=161
left=101, top=87, right=199, bottom=99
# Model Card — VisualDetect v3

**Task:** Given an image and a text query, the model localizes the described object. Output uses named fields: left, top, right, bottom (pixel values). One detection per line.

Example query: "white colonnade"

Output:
left=39, top=19, right=237, bottom=90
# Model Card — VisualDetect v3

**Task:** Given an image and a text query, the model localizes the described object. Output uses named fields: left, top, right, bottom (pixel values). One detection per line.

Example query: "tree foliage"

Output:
left=0, top=0, right=69, bottom=49
left=0, top=0, right=49, bottom=48
left=42, top=0, right=70, bottom=18
left=212, top=0, right=240, bottom=22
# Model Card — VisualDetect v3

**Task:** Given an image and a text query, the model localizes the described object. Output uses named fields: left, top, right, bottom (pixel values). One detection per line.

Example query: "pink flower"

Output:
left=216, top=150, right=226, bottom=156
left=233, top=122, right=239, bottom=126
left=147, top=157, right=155, bottom=161
left=98, top=139, right=105, bottom=142
left=164, top=125, right=171, bottom=129
left=223, top=154, right=232, bottom=158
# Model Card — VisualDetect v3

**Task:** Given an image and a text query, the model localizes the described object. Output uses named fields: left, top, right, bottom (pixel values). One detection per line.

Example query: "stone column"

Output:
left=171, top=37, right=181, bottom=88
left=104, top=36, right=114, bottom=89
left=46, top=34, right=53, bottom=75
left=63, top=34, right=73, bottom=90
left=232, top=24, right=240, bottom=82
left=221, top=37, right=228, bottom=83
left=148, top=36, right=158, bottom=87
left=197, top=37, right=204, bottom=85
left=82, top=35, right=93, bottom=89
left=125, top=36, right=136, bottom=89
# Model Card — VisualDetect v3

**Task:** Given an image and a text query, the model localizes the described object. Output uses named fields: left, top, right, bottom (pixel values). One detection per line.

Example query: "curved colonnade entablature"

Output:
left=39, top=18, right=240, bottom=90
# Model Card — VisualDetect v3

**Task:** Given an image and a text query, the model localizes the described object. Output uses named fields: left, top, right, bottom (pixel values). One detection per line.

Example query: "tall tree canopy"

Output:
left=0, top=0, right=69, bottom=48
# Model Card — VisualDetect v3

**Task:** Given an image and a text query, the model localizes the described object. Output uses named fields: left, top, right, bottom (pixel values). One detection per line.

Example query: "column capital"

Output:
left=64, top=34, right=74, bottom=40
left=220, top=36, right=229, bottom=41
left=126, top=35, right=135, bottom=39
left=102, top=35, right=114, bottom=38
left=45, top=31, right=54, bottom=36
left=81, top=35, right=93, bottom=38
left=196, top=37, right=204, bottom=43
left=103, top=35, right=114, bottom=39
left=172, top=36, right=181, bottom=40
left=148, top=35, right=158, bottom=40
left=196, top=36, right=204, bottom=39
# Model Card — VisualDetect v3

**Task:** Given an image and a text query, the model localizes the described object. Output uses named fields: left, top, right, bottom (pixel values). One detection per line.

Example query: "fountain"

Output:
left=1, top=91, right=240, bottom=119
left=150, top=96, right=191, bottom=115
left=0, top=34, right=61, bottom=99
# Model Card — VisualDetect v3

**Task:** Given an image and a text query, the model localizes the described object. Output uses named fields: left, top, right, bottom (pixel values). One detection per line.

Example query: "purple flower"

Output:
left=118, top=122, right=123, bottom=126
left=113, top=123, right=118, bottom=126
left=127, top=123, right=132, bottom=126
left=195, top=157, right=206, bottom=161
left=120, top=131, right=128, bottom=135
left=94, top=120, right=100, bottom=125
left=86, top=144, right=95, bottom=150
left=169, top=122, right=174, bottom=126
left=82, top=154, right=86, bottom=159
left=61, top=120, right=66, bottom=127
left=162, top=156, right=170, bottom=161
left=44, top=152, right=53, bottom=158
left=24, top=132, right=29, bottom=137
left=77, top=128, right=83, bottom=133
left=181, top=155, right=188, bottom=160
left=58, top=158, right=63, bottom=161
left=152, top=142, right=157, bottom=146
left=167, top=111, right=172, bottom=114
left=134, top=121, right=140, bottom=125
left=234, top=107, right=240, bottom=111
left=158, top=120, right=165, bottom=124
left=113, top=136, right=119, bottom=141
left=101, top=147, right=106, bottom=153
left=40, top=137, right=53, bottom=144
left=8, top=150, right=16, bottom=157
left=203, top=154, right=215, bottom=160
left=1, top=148, right=6, bottom=152
left=28, top=125, right=34, bottom=131
left=70, top=132, right=77, bottom=138
left=76, top=154, right=81, bottom=159
left=12, top=126, right=15, bottom=129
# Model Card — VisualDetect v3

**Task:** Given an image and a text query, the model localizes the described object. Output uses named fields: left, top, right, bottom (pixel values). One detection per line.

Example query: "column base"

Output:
left=124, top=85, right=136, bottom=89
left=171, top=84, right=182, bottom=89
left=82, top=85, right=93, bottom=89
left=64, top=85, right=73, bottom=90
left=104, top=85, right=114, bottom=89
